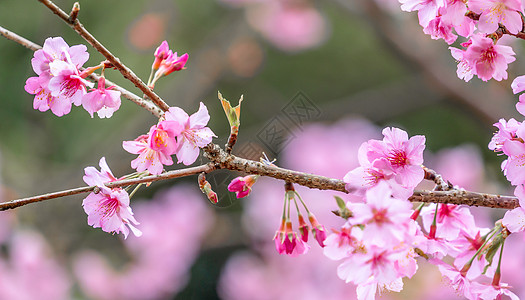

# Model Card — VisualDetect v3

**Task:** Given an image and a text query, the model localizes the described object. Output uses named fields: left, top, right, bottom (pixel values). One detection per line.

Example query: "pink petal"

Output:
left=189, top=102, right=211, bottom=128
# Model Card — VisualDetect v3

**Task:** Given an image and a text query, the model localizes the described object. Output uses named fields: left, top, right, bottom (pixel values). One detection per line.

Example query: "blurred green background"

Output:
left=0, top=0, right=521, bottom=299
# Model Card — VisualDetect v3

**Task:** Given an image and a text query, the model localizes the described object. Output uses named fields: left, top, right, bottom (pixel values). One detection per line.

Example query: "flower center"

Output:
left=387, top=149, right=408, bottom=168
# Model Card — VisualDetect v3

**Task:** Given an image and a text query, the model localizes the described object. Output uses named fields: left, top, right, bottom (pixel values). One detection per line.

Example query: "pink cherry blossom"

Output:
left=423, top=16, right=457, bottom=44
left=48, top=59, right=93, bottom=106
left=81, top=77, right=121, bottom=118
left=308, top=213, right=327, bottom=247
left=500, top=136, right=525, bottom=184
left=453, top=231, right=489, bottom=280
left=502, top=185, right=525, bottom=232
left=24, top=75, right=71, bottom=116
left=157, top=52, right=189, bottom=76
left=152, top=40, right=171, bottom=70
left=431, top=258, right=477, bottom=299
left=468, top=0, right=523, bottom=34
left=82, top=158, right=141, bottom=238
left=82, top=188, right=141, bottom=239
left=31, top=36, right=89, bottom=76
left=399, top=0, right=446, bottom=27
left=83, top=157, right=119, bottom=186
left=463, top=34, right=516, bottom=82
left=366, top=127, right=426, bottom=189
left=347, top=182, right=413, bottom=247
left=227, top=175, right=258, bottom=198
left=421, top=204, right=476, bottom=241
left=123, top=127, right=176, bottom=175
left=450, top=46, right=474, bottom=82
left=441, top=0, right=474, bottom=37
left=337, top=245, right=401, bottom=286
left=511, top=75, right=525, bottom=115
left=164, top=102, right=216, bottom=165
left=470, top=282, right=520, bottom=300
left=489, top=118, right=521, bottom=153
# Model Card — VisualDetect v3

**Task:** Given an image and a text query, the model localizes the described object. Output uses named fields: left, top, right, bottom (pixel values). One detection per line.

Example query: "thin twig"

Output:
left=0, top=25, right=41, bottom=51
left=423, top=166, right=454, bottom=191
left=37, top=0, right=171, bottom=113
left=0, top=163, right=215, bottom=211
left=0, top=26, right=163, bottom=118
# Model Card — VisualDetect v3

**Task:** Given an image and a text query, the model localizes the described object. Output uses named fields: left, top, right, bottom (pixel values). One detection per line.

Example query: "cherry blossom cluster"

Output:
left=400, top=0, right=521, bottom=82
left=490, top=115, right=525, bottom=236
left=123, top=102, right=215, bottom=175
left=24, top=37, right=121, bottom=118
left=24, top=38, right=211, bottom=237
left=321, top=127, right=518, bottom=299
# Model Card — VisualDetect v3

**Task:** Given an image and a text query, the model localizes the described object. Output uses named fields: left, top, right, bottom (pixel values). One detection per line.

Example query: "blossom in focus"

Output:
left=468, top=0, right=523, bottom=34
left=462, top=35, right=516, bottom=82
left=488, top=118, right=521, bottom=153
left=82, top=158, right=141, bottom=238
left=152, top=40, right=171, bottom=70
left=123, top=126, right=177, bottom=176
left=421, top=204, right=476, bottom=241
left=82, top=188, right=142, bottom=239
left=48, top=59, right=93, bottom=106
left=227, top=175, right=258, bottom=198
left=25, top=36, right=92, bottom=116
left=346, top=182, right=413, bottom=248
left=308, top=213, right=327, bottom=247
left=31, top=36, right=89, bottom=76
left=450, top=45, right=474, bottom=82
left=82, top=77, right=121, bottom=118
left=164, top=102, right=216, bottom=165
left=348, top=127, right=426, bottom=192
left=157, top=52, right=189, bottom=76
left=83, top=157, right=119, bottom=186
left=25, top=76, right=71, bottom=116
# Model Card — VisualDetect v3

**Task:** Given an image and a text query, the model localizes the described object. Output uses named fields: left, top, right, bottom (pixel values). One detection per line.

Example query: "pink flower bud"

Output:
left=152, top=40, right=171, bottom=70
left=227, top=175, right=259, bottom=198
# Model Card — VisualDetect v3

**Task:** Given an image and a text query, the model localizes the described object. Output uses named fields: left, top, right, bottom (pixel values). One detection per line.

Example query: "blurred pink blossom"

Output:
left=0, top=231, right=71, bottom=300
left=246, top=2, right=328, bottom=52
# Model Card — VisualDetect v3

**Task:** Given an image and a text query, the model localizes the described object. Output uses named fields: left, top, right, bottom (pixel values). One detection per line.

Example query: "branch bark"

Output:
left=0, top=163, right=215, bottom=211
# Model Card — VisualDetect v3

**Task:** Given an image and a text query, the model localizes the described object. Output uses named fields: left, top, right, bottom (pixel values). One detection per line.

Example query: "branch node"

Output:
left=68, top=2, right=80, bottom=23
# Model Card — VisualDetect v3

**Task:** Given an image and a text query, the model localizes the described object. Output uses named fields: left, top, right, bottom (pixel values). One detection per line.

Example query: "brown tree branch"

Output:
left=37, top=0, right=171, bottom=112
left=1, top=143, right=520, bottom=210
left=0, top=25, right=41, bottom=51
left=0, top=163, right=215, bottom=211
left=203, top=143, right=520, bottom=209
